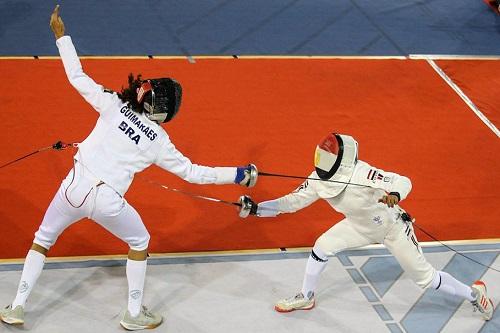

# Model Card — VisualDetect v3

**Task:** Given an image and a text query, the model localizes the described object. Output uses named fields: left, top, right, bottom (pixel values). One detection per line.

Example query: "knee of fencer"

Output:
left=414, top=268, right=436, bottom=289
left=31, top=238, right=54, bottom=255
left=315, top=234, right=343, bottom=256
left=33, top=228, right=57, bottom=250
left=129, top=232, right=150, bottom=252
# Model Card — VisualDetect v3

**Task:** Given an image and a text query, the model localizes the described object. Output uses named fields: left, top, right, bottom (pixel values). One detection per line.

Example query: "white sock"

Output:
left=301, top=245, right=328, bottom=299
left=432, top=271, right=475, bottom=302
left=126, top=259, right=147, bottom=317
left=12, top=250, right=46, bottom=308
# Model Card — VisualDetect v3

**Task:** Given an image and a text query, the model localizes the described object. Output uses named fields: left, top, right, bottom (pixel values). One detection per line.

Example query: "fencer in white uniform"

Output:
left=239, top=132, right=494, bottom=321
left=0, top=6, right=258, bottom=331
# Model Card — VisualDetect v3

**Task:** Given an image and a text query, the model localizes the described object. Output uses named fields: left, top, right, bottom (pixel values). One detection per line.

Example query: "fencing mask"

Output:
left=136, top=78, right=182, bottom=123
left=314, top=133, right=358, bottom=181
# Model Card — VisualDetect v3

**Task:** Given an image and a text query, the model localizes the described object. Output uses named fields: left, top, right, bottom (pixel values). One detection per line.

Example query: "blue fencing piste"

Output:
left=1, top=0, right=499, bottom=56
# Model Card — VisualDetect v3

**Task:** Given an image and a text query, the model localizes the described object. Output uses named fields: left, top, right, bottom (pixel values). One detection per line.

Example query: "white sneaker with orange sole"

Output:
left=275, top=292, right=315, bottom=313
left=471, top=280, right=494, bottom=321
left=120, top=306, right=163, bottom=331
left=0, top=305, right=24, bottom=325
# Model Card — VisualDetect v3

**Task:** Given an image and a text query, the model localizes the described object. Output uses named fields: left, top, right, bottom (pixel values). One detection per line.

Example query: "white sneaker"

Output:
left=0, top=304, right=24, bottom=325
left=471, top=280, right=494, bottom=321
left=275, top=292, right=315, bottom=313
left=120, top=306, right=163, bottom=331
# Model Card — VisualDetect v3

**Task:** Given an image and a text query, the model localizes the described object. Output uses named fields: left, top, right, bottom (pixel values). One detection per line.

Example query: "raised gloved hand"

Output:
left=235, top=164, right=258, bottom=187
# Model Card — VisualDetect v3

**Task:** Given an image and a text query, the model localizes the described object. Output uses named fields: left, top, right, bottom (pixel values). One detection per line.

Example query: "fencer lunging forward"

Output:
left=240, top=132, right=494, bottom=321
left=0, top=5, right=257, bottom=331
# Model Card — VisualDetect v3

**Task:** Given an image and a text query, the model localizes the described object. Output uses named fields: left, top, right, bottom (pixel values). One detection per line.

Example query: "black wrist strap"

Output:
left=250, top=202, right=258, bottom=215
left=389, top=192, right=401, bottom=201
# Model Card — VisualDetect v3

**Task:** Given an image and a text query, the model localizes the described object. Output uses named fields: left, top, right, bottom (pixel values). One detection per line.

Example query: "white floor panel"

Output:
left=0, top=243, right=498, bottom=333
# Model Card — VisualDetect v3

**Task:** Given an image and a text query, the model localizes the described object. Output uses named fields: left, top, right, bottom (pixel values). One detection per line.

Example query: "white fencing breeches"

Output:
left=34, top=162, right=150, bottom=251
left=383, top=219, right=435, bottom=288
left=315, top=217, right=435, bottom=288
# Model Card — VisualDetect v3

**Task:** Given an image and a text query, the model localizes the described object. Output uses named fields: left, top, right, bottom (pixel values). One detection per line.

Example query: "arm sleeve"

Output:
left=56, top=36, right=118, bottom=115
left=366, top=167, right=412, bottom=201
left=255, top=200, right=280, bottom=217
left=155, top=138, right=236, bottom=184
left=274, top=180, right=321, bottom=214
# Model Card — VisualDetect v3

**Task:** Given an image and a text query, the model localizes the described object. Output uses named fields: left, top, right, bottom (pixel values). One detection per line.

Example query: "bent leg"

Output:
left=301, top=219, right=373, bottom=298
left=92, top=186, right=150, bottom=251
left=276, top=219, right=373, bottom=312
left=92, top=186, right=150, bottom=318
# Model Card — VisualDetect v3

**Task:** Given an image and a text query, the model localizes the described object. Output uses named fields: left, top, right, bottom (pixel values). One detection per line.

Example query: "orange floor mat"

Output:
left=436, top=60, right=500, bottom=130
left=0, top=58, right=498, bottom=258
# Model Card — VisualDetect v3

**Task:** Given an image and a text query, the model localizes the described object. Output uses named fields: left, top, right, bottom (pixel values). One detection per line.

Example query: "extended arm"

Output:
left=155, top=138, right=256, bottom=186
left=50, top=5, right=118, bottom=115
left=239, top=180, right=320, bottom=218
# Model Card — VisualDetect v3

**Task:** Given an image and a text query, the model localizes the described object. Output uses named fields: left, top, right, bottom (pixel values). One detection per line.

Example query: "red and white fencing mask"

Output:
left=314, top=133, right=358, bottom=181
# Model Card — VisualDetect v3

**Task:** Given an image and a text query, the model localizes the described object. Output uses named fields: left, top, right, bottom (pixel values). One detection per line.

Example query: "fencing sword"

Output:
left=140, top=177, right=242, bottom=208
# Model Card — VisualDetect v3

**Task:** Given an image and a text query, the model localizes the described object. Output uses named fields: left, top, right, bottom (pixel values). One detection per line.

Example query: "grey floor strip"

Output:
left=1, top=242, right=499, bottom=272
left=361, top=256, right=404, bottom=297
left=337, top=254, right=354, bottom=267
left=360, top=286, right=379, bottom=302
left=0, top=251, right=312, bottom=272
left=387, top=323, right=404, bottom=333
left=347, top=268, right=367, bottom=284
left=373, top=304, right=394, bottom=321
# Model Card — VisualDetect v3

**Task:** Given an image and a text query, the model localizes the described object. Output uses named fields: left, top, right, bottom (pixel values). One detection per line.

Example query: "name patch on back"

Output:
left=118, top=106, right=158, bottom=145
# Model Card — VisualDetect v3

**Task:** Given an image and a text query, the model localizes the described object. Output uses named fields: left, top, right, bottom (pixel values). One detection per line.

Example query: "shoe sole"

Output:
left=119, top=318, right=163, bottom=331
left=483, top=299, right=494, bottom=321
left=0, top=317, right=24, bottom=325
left=274, top=302, right=315, bottom=313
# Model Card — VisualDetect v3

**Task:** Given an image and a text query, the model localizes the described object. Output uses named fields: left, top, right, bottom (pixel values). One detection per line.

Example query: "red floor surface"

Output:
left=0, top=58, right=499, bottom=258
left=436, top=60, right=500, bottom=130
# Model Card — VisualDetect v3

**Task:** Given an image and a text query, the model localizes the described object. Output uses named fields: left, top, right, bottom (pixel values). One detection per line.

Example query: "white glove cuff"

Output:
left=257, top=200, right=280, bottom=217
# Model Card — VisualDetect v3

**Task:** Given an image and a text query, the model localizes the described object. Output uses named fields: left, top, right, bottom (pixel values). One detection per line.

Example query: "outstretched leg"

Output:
left=385, top=220, right=494, bottom=321
left=0, top=244, right=48, bottom=325
left=431, top=271, right=494, bottom=320
left=12, top=244, right=48, bottom=309
left=1, top=184, right=84, bottom=325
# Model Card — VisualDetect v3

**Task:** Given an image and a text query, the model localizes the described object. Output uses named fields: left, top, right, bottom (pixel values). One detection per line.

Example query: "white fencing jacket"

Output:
left=263, top=160, right=412, bottom=236
left=57, top=36, right=236, bottom=196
